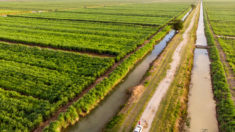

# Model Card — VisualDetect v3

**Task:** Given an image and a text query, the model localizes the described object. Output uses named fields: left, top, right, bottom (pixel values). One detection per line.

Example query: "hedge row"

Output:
left=43, top=26, right=172, bottom=132
left=204, top=7, right=235, bottom=131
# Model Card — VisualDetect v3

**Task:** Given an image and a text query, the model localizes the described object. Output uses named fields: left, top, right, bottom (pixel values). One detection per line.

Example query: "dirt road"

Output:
left=139, top=6, right=198, bottom=132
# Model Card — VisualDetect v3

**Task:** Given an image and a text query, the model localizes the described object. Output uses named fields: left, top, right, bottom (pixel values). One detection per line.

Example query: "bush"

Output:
left=172, top=19, right=183, bottom=30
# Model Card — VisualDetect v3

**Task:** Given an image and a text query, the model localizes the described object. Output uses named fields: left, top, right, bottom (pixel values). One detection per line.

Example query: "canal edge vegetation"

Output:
left=203, top=5, right=235, bottom=132
left=104, top=4, right=197, bottom=132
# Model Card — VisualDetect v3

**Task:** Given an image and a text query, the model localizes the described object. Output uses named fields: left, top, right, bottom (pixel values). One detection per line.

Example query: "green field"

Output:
left=0, top=42, right=114, bottom=131
left=0, top=0, right=193, bottom=131
left=205, top=0, right=235, bottom=73
left=0, top=16, right=157, bottom=59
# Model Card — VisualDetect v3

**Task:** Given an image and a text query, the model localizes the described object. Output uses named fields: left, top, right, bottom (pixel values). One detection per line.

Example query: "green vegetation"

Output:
left=204, top=7, right=235, bottom=131
left=172, top=19, right=184, bottom=30
left=0, top=16, right=157, bottom=60
left=205, top=0, right=235, bottom=36
left=16, top=3, right=188, bottom=25
left=0, top=42, right=114, bottom=131
left=218, top=38, right=235, bottom=73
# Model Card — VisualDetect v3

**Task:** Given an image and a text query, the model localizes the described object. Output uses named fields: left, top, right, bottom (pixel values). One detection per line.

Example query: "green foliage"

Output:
left=204, top=7, right=235, bottom=131
left=205, top=1, right=235, bottom=36
left=0, top=42, right=114, bottom=131
left=106, top=114, right=124, bottom=129
left=191, top=4, right=196, bottom=9
left=172, top=19, right=183, bottom=30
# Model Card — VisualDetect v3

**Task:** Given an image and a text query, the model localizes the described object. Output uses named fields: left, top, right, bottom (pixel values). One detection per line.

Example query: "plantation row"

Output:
left=61, top=3, right=189, bottom=18
left=0, top=42, right=114, bottom=131
left=17, top=12, right=170, bottom=25
left=218, top=38, right=235, bottom=74
left=16, top=3, right=189, bottom=26
left=0, top=16, right=157, bottom=60
left=204, top=8, right=235, bottom=131
left=44, top=26, right=172, bottom=132
left=0, top=88, right=52, bottom=131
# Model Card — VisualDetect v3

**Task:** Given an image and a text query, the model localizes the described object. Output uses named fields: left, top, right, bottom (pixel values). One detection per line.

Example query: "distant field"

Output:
left=205, top=1, right=235, bottom=36
left=0, top=16, right=157, bottom=59
left=0, top=0, right=192, bottom=131
left=17, top=3, right=187, bottom=25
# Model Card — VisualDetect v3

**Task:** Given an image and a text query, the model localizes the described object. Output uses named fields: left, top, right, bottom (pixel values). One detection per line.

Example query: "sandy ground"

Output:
left=138, top=7, right=198, bottom=132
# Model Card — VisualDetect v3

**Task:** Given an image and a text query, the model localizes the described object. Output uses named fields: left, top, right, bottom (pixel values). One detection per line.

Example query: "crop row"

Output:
left=0, top=88, right=52, bottom=131
left=204, top=8, right=235, bottom=131
left=14, top=3, right=189, bottom=26
left=61, top=3, right=189, bottom=18
left=43, top=26, right=172, bottom=132
left=218, top=38, right=235, bottom=74
left=0, top=16, right=157, bottom=60
left=0, top=42, right=114, bottom=131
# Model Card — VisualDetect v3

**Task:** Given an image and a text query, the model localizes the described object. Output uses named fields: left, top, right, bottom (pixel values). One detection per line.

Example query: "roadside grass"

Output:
left=104, top=4, right=197, bottom=132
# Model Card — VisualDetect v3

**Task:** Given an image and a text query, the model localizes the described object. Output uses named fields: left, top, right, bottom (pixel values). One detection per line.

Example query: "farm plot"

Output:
left=205, top=1, right=235, bottom=36
left=0, top=42, right=114, bottom=131
left=205, top=0, right=235, bottom=73
left=0, top=16, right=157, bottom=59
left=15, top=3, right=189, bottom=25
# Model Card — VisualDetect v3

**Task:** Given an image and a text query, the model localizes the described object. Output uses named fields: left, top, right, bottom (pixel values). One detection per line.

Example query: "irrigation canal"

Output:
left=187, top=1, right=218, bottom=131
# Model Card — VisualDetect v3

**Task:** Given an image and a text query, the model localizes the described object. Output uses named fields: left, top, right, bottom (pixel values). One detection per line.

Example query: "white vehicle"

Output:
left=133, top=125, right=143, bottom=132
left=133, top=121, right=143, bottom=132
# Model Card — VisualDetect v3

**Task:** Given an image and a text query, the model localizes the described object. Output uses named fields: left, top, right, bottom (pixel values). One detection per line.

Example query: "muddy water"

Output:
left=64, top=9, right=191, bottom=132
left=187, top=2, right=218, bottom=132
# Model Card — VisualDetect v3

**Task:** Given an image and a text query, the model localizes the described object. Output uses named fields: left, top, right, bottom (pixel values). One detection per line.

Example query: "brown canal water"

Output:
left=64, top=9, right=191, bottom=132
left=187, top=2, right=218, bottom=132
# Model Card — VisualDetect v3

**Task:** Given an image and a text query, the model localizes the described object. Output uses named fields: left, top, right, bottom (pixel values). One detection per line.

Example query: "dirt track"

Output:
left=139, top=6, right=198, bottom=132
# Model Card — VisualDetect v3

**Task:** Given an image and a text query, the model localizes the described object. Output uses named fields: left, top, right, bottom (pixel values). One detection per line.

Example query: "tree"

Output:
left=191, top=4, right=196, bottom=9
left=172, top=19, right=183, bottom=31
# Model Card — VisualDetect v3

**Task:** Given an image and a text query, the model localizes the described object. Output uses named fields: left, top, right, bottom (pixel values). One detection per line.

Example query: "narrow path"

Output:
left=138, top=5, right=198, bottom=132
left=217, top=35, right=235, bottom=39
left=205, top=9, right=235, bottom=102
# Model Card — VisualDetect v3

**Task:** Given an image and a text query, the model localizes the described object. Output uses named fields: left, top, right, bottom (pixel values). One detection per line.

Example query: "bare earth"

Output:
left=139, top=7, right=197, bottom=132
